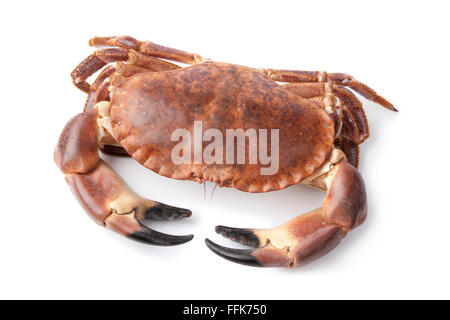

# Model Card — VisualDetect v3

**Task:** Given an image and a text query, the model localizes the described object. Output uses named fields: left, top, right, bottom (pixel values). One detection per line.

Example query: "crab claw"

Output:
left=56, top=109, right=194, bottom=247
left=215, top=226, right=261, bottom=247
left=145, top=203, right=192, bottom=221
left=65, top=160, right=194, bottom=246
left=205, top=238, right=261, bottom=267
left=206, top=158, right=366, bottom=268
left=206, top=209, right=346, bottom=267
left=106, top=208, right=193, bottom=246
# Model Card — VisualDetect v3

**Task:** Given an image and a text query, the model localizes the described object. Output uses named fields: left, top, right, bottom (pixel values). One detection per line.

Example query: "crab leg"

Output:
left=75, top=35, right=206, bottom=114
left=284, top=82, right=370, bottom=142
left=71, top=48, right=129, bottom=93
left=283, top=82, right=373, bottom=168
left=84, top=65, right=117, bottom=111
left=335, top=137, right=359, bottom=169
left=206, top=149, right=367, bottom=268
left=84, top=62, right=157, bottom=111
left=89, top=35, right=206, bottom=65
left=263, top=68, right=397, bottom=111
left=55, top=107, right=193, bottom=246
left=72, top=47, right=181, bottom=94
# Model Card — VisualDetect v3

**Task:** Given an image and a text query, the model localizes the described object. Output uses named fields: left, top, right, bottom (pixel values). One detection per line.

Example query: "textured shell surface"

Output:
left=110, top=62, right=334, bottom=192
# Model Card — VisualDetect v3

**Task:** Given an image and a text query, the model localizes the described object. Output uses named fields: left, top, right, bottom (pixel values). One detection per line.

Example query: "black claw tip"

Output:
left=205, top=239, right=262, bottom=267
left=215, top=226, right=260, bottom=248
left=145, top=203, right=192, bottom=221
left=129, top=228, right=194, bottom=246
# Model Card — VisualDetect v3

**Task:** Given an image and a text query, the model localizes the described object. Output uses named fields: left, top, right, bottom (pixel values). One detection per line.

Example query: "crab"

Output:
left=55, top=36, right=396, bottom=268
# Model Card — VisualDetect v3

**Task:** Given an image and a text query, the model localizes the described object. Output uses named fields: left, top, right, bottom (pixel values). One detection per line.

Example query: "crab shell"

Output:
left=110, top=62, right=335, bottom=192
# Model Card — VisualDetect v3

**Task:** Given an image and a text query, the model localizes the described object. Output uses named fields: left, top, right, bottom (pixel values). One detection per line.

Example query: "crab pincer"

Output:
left=206, top=156, right=366, bottom=268
left=55, top=108, right=193, bottom=246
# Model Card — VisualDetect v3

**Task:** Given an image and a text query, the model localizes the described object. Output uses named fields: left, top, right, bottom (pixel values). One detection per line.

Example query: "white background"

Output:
left=1, top=0, right=449, bottom=299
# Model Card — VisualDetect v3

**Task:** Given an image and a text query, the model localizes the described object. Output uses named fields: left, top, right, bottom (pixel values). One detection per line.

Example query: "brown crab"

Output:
left=55, top=36, right=396, bottom=268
